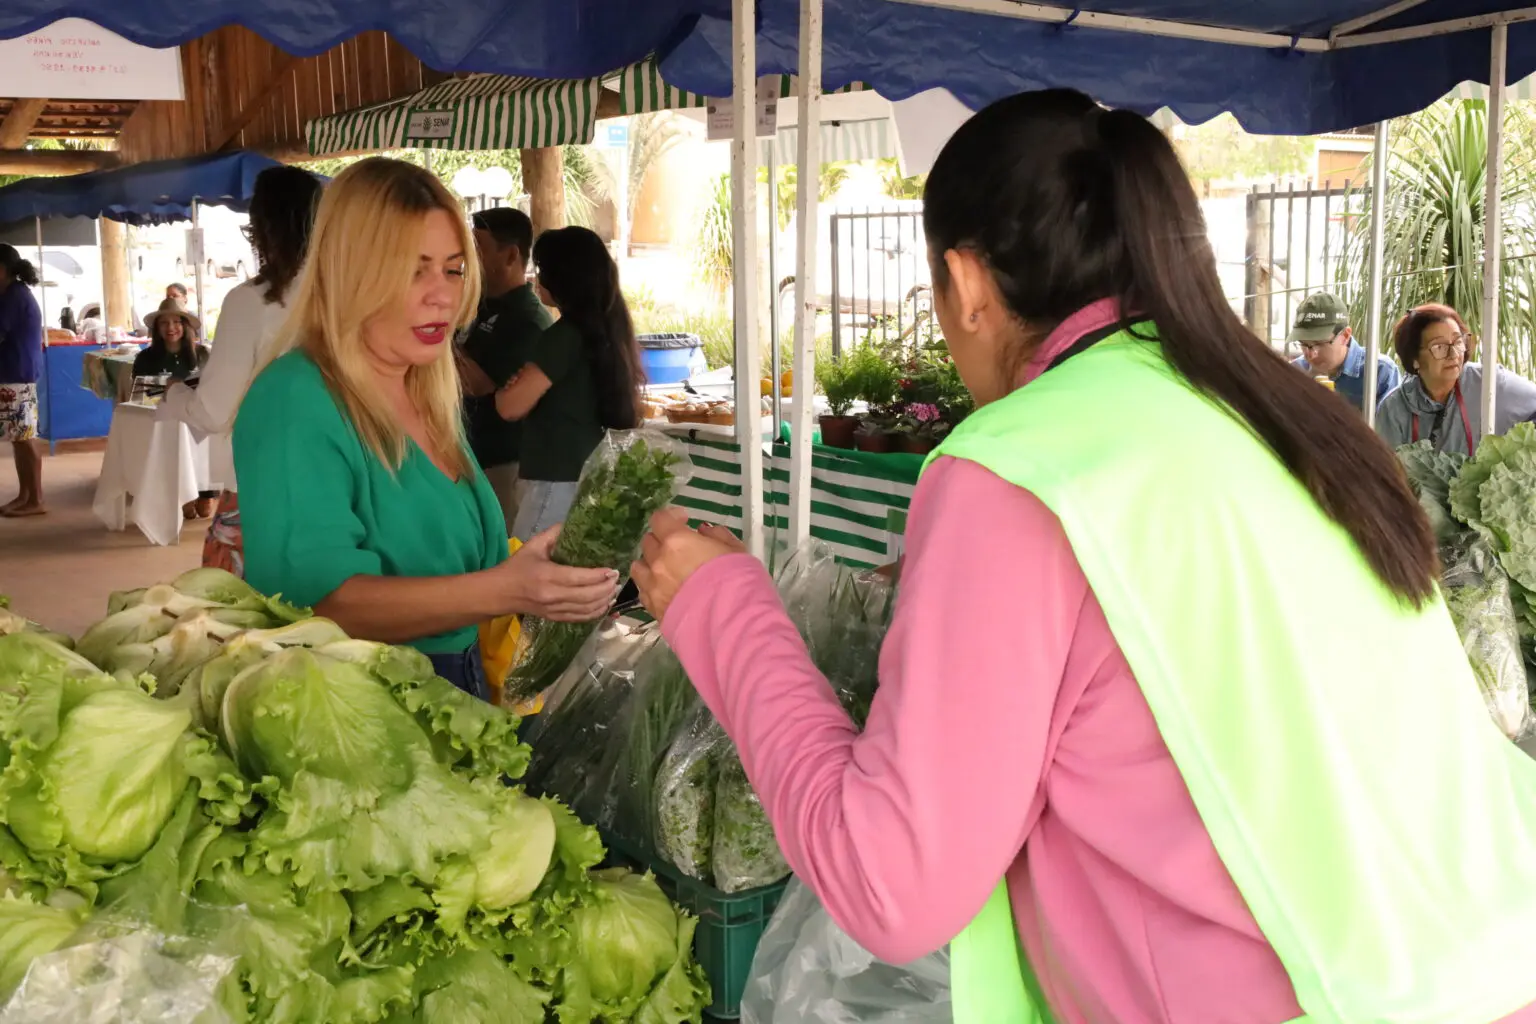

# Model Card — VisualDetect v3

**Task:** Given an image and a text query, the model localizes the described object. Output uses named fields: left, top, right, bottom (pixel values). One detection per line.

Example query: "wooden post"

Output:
left=520, top=147, right=566, bottom=236
left=100, top=217, right=131, bottom=331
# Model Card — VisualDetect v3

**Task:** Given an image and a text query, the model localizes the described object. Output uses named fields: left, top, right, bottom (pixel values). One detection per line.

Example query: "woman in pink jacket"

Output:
left=631, top=90, right=1536, bottom=1023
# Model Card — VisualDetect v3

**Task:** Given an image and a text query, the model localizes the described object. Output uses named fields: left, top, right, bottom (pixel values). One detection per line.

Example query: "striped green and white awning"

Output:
left=614, top=56, right=870, bottom=115
left=665, top=428, right=917, bottom=568
left=306, top=73, right=603, bottom=157
left=764, top=119, right=895, bottom=165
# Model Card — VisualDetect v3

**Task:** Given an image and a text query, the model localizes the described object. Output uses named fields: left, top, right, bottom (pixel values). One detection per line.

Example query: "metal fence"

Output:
left=827, top=206, right=937, bottom=356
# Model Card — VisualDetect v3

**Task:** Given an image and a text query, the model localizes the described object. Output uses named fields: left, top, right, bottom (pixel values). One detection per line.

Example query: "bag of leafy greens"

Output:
left=713, top=751, right=791, bottom=894
left=652, top=705, right=727, bottom=885
left=502, top=431, right=691, bottom=708
left=604, top=640, right=703, bottom=855
left=523, top=620, right=661, bottom=816
left=1440, top=535, right=1534, bottom=741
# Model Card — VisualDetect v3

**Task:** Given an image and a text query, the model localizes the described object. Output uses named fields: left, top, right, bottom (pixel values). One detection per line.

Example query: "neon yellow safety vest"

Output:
left=931, top=326, right=1536, bottom=1024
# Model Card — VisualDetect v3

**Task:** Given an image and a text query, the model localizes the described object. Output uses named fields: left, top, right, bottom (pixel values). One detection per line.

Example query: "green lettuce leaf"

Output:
left=432, top=790, right=556, bottom=936
left=0, top=892, right=83, bottom=999
left=412, top=949, right=549, bottom=1024
left=557, top=868, right=686, bottom=1023
left=633, top=914, right=710, bottom=1024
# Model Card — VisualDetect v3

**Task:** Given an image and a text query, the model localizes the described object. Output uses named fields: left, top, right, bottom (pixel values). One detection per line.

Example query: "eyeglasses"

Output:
left=1426, top=335, right=1470, bottom=360
left=1298, top=338, right=1339, bottom=353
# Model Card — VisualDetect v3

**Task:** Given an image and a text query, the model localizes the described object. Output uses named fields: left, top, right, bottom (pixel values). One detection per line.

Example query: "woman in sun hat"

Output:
left=133, top=298, right=207, bottom=382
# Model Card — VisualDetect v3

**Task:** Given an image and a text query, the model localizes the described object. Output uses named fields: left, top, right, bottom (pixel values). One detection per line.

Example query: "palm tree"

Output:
left=690, top=172, right=734, bottom=297
left=763, top=162, right=850, bottom=231
left=877, top=157, right=925, bottom=201
left=1340, top=100, right=1536, bottom=376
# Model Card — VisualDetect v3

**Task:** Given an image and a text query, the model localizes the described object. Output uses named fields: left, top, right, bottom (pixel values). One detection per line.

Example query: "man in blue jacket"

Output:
left=1288, top=291, right=1400, bottom=414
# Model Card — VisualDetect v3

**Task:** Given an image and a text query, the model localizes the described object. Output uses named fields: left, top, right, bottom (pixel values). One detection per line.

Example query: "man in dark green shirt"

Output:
left=458, top=207, right=553, bottom=530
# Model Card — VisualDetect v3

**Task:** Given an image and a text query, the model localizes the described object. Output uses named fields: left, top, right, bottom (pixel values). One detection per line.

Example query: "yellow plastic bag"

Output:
left=478, top=539, right=545, bottom=715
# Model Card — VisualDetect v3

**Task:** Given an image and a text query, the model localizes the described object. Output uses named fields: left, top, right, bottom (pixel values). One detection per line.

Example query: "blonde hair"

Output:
left=271, top=157, right=481, bottom=478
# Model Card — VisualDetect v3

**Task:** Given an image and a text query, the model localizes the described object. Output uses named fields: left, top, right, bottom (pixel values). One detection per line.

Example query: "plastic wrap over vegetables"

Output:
left=0, top=909, right=242, bottom=1024
left=1440, top=536, right=1534, bottom=740
left=502, top=431, right=692, bottom=707
left=742, top=878, right=951, bottom=1024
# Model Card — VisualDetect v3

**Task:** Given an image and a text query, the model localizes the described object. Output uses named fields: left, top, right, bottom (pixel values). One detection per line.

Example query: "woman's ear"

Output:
left=941, top=248, right=992, bottom=329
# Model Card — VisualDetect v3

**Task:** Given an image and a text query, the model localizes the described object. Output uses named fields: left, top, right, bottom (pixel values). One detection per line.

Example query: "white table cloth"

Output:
left=93, top=403, right=212, bottom=546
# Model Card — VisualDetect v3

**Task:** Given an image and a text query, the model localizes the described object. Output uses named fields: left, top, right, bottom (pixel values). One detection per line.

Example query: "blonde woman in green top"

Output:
left=233, top=158, right=618, bottom=700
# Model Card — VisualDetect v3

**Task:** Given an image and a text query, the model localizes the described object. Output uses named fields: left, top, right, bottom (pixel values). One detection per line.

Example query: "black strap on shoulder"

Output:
left=1044, top=320, right=1135, bottom=374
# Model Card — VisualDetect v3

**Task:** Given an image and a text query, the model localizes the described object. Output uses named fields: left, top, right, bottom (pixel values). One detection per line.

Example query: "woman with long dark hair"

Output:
left=163, top=165, right=323, bottom=569
left=631, top=90, right=1536, bottom=1023
left=0, top=244, right=44, bottom=517
left=495, top=225, right=643, bottom=541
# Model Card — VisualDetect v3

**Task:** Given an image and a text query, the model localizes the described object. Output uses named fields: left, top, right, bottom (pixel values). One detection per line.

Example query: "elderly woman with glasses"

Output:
left=1375, top=303, right=1536, bottom=455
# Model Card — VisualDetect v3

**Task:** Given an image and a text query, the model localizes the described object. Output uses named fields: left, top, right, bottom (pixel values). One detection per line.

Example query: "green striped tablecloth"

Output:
left=663, top=426, right=922, bottom=568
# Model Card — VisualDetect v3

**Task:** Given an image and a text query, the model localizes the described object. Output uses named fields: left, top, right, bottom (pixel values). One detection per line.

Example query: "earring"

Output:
left=969, top=312, right=979, bottom=324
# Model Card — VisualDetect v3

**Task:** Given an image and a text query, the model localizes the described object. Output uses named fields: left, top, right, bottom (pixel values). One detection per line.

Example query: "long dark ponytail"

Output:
left=0, top=244, right=39, bottom=287
left=923, top=90, right=1437, bottom=606
left=532, top=226, right=643, bottom=429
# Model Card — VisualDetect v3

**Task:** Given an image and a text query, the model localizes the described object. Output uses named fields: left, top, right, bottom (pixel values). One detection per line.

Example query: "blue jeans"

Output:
left=428, top=644, right=490, bottom=703
left=511, top=479, right=579, bottom=543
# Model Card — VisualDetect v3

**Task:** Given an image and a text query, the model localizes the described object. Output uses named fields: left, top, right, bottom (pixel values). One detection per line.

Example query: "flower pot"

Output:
left=898, top=435, right=937, bottom=455
left=818, top=415, right=859, bottom=450
left=854, top=429, right=894, bottom=454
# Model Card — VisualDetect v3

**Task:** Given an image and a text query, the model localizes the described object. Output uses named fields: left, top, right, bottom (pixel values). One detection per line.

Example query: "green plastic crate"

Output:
left=603, top=829, right=788, bottom=1019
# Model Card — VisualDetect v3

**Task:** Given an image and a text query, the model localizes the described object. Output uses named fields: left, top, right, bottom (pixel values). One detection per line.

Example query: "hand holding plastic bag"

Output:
left=742, top=878, right=952, bottom=1024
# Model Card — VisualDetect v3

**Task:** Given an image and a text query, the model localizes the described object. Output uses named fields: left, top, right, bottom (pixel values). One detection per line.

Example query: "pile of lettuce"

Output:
left=527, top=543, right=894, bottom=894
left=1398, top=433, right=1536, bottom=739
left=0, top=570, right=710, bottom=1023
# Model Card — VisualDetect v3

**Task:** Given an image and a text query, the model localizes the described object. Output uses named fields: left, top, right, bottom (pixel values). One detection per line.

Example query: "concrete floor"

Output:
left=0, top=442, right=208, bottom=640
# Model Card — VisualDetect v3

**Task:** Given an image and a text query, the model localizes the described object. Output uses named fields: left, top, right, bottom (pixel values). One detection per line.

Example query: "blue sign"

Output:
left=601, top=122, right=630, bottom=149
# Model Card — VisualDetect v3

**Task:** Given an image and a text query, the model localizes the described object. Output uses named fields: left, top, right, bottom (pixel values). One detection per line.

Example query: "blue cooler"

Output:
left=637, top=333, right=706, bottom=385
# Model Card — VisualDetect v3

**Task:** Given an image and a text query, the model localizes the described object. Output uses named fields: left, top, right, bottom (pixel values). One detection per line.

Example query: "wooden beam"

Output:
left=0, top=99, right=50, bottom=149
left=0, top=149, right=118, bottom=175
left=215, top=55, right=300, bottom=151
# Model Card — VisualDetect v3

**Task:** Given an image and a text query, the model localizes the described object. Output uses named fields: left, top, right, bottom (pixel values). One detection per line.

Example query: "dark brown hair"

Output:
left=0, top=244, right=39, bottom=287
left=531, top=226, right=643, bottom=430
left=1392, top=303, right=1469, bottom=376
left=923, top=89, right=1437, bottom=605
left=248, top=166, right=323, bottom=304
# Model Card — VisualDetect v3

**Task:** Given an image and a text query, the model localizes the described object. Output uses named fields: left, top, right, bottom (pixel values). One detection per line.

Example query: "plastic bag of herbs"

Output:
left=633, top=542, right=897, bottom=893
left=1440, top=534, right=1535, bottom=741
left=501, top=430, right=692, bottom=708
left=521, top=618, right=663, bottom=817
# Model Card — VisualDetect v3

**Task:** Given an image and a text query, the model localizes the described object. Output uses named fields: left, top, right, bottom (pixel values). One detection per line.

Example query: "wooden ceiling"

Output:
left=0, top=98, right=138, bottom=140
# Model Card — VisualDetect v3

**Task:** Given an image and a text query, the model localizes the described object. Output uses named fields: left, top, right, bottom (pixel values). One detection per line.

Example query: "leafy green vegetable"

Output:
left=0, top=577, right=711, bottom=1023
left=502, top=432, right=690, bottom=706
left=559, top=868, right=707, bottom=1024
left=652, top=709, right=722, bottom=884
left=711, top=754, right=788, bottom=894
left=0, top=893, right=82, bottom=998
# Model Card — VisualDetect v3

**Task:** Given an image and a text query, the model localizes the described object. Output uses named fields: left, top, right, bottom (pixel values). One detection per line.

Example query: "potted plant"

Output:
left=854, top=415, right=896, bottom=453
left=894, top=403, right=944, bottom=454
left=850, top=346, right=902, bottom=447
left=816, top=353, right=860, bottom=449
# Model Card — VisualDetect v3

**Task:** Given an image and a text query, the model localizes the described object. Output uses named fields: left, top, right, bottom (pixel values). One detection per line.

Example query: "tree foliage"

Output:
left=1338, top=100, right=1536, bottom=376
left=1170, top=113, right=1314, bottom=183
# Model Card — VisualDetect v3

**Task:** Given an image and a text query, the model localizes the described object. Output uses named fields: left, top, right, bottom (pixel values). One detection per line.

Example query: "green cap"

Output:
left=1288, top=292, right=1350, bottom=343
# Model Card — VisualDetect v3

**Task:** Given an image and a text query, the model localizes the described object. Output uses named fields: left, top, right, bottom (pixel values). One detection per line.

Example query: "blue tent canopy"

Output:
left=0, top=0, right=726, bottom=81
left=0, top=150, right=287, bottom=225
left=0, top=1, right=1530, bottom=135
left=658, top=0, right=1536, bottom=135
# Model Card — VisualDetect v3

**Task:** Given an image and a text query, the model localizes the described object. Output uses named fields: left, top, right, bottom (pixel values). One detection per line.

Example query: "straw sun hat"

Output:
left=143, top=298, right=202, bottom=340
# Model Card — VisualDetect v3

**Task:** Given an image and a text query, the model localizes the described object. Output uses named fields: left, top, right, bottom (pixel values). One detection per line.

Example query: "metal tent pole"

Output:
left=34, top=216, right=46, bottom=328
left=1363, top=120, right=1389, bottom=425
left=788, top=0, right=823, bottom=550
left=192, top=199, right=206, bottom=324
left=1481, top=21, right=1508, bottom=437
left=730, top=0, right=765, bottom=560
left=768, top=142, right=782, bottom=431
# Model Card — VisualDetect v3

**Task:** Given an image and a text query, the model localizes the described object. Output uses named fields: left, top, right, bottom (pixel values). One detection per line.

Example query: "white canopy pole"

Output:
left=730, top=0, right=766, bottom=560
left=34, top=217, right=46, bottom=329
left=1363, top=120, right=1389, bottom=425
left=1481, top=21, right=1508, bottom=438
left=192, top=199, right=206, bottom=324
left=788, top=0, right=824, bottom=550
